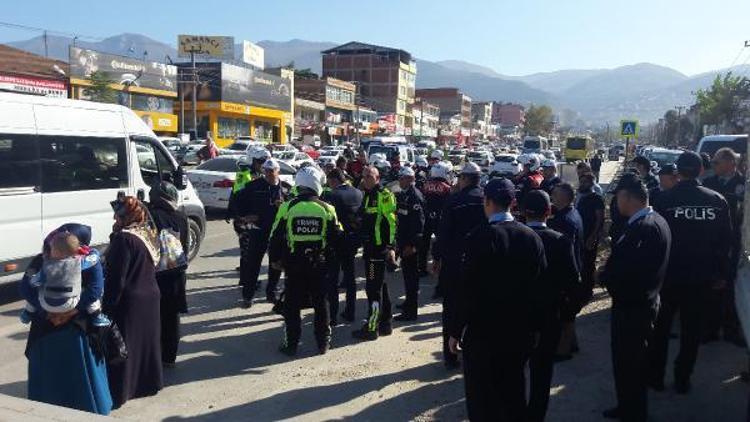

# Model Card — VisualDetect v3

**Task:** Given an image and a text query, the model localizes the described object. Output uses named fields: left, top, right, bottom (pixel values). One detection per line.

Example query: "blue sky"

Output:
left=1, top=0, right=748, bottom=76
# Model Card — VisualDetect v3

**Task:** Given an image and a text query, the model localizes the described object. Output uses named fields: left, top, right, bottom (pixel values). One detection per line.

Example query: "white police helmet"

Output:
left=430, top=161, right=451, bottom=180
left=430, top=150, right=444, bottom=160
left=248, top=148, right=271, bottom=161
left=262, top=158, right=280, bottom=171
left=237, top=155, right=252, bottom=169
left=519, top=154, right=541, bottom=171
left=460, top=162, right=481, bottom=175
left=415, top=156, right=429, bottom=168
left=398, top=166, right=416, bottom=178
left=294, top=166, right=324, bottom=196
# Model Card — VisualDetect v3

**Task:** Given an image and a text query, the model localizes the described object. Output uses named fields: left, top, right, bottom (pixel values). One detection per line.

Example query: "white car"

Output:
left=271, top=143, right=298, bottom=153
left=187, top=156, right=296, bottom=210
left=317, top=150, right=341, bottom=167
left=273, top=150, right=315, bottom=168
left=221, top=139, right=266, bottom=155
left=466, top=150, right=494, bottom=168
left=490, top=154, right=522, bottom=176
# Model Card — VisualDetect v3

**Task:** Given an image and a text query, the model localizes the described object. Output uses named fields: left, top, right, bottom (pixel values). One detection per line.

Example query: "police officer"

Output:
left=322, top=168, right=363, bottom=324
left=649, top=164, right=678, bottom=205
left=352, top=166, right=398, bottom=341
left=414, top=156, right=430, bottom=190
left=515, top=154, right=544, bottom=210
left=233, top=158, right=288, bottom=308
left=523, top=190, right=581, bottom=422
left=447, top=178, right=546, bottom=421
left=434, top=162, right=486, bottom=369
left=418, top=161, right=453, bottom=277
left=576, top=173, right=605, bottom=303
left=632, top=156, right=659, bottom=191
left=648, top=151, right=732, bottom=394
left=269, top=166, right=343, bottom=356
left=601, top=173, right=671, bottom=422
left=394, top=166, right=425, bottom=322
left=540, top=159, right=562, bottom=194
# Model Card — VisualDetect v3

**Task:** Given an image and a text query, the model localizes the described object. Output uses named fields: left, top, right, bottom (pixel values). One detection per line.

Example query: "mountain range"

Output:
left=6, top=33, right=746, bottom=124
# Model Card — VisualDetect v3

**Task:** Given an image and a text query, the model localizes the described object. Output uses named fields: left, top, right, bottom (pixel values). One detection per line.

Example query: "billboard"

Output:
left=69, top=47, right=177, bottom=93
left=220, top=63, right=291, bottom=112
left=242, top=41, right=264, bottom=69
left=0, top=74, right=67, bottom=98
left=178, top=35, right=234, bottom=60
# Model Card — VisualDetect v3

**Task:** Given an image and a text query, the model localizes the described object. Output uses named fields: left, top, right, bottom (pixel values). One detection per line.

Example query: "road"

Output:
left=0, top=159, right=746, bottom=421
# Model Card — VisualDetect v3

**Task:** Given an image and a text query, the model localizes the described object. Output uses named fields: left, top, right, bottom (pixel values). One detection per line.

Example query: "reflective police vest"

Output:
left=272, top=199, right=339, bottom=253
left=232, top=169, right=254, bottom=193
left=363, top=188, right=397, bottom=246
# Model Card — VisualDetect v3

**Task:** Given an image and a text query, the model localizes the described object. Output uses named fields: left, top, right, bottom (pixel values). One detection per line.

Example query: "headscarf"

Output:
left=149, top=181, right=179, bottom=212
left=112, top=196, right=160, bottom=263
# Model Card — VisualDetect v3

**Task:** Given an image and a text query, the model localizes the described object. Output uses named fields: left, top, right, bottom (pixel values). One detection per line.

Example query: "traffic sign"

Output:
left=620, top=120, right=639, bottom=138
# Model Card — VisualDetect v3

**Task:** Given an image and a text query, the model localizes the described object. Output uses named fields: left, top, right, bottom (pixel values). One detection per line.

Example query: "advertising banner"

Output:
left=220, top=63, right=291, bottom=112
left=178, top=35, right=235, bottom=60
left=0, top=74, right=67, bottom=98
left=69, top=47, right=177, bottom=93
left=242, top=41, right=264, bottom=69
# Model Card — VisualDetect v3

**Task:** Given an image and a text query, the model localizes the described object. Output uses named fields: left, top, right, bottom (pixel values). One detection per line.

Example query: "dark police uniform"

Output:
left=418, top=177, right=453, bottom=274
left=526, top=222, right=581, bottom=422
left=353, top=185, right=397, bottom=340
left=231, top=176, right=287, bottom=303
left=540, top=175, right=562, bottom=194
left=576, top=189, right=605, bottom=303
left=601, top=207, right=671, bottom=422
left=269, top=191, right=343, bottom=354
left=322, top=183, right=363, bottom=323
left=396, top=184, right=425, bottom=319
left=648, top=179, right=732, bottom=390
left=450, top=216, right=547, bottom=421
left=642, top=172, right=659, bottom=192
left=435, top=184, right=486, bottom=366
left=703, top=172, right=745, bottom=342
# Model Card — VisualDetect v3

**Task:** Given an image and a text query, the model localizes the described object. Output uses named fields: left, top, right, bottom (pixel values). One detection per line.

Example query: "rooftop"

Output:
left=321, top=41, right=412, bottom=62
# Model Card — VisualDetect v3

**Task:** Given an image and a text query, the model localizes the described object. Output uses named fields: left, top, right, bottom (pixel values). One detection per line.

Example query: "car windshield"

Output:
left=369, top=145, right=397, bottom=160
left=227, top=143, right=248, bottom=151
left=649, top=151, right=682, bottom=166
left=566, top=138, right=587, bottom=149
left=196, top=158, right=238, bottom=172
left=274, top=151, right=296, bottom=160
left=496, top=155, right=516, bottom=163
left=699, top=138, right=747, bottom=157
left=523, top=140, right=540, bottom=150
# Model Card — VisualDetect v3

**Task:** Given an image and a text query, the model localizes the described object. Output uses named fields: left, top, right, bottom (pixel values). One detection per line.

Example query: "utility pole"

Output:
left=354, top=82, right=360, bottom=145
left=675, top=105, right=686, bottom=146
left=191, top=51, right=198, bottom=140
left=43, top=30, right=48, bottom=58
left=419, top=100, right=424, bottom=139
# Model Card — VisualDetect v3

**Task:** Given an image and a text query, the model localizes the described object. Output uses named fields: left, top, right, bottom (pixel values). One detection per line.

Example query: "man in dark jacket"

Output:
left=601, top=173, right=671, bottom=422
left=418, top=162, right=453, bottom=276
left=632, top=156, right=659, bottom=192
left=448, top=178, right=547, bottom=421
left=232, top=159, right=288, bottom=308
left=576, top=172, right=605, bottom=304
left=648, top=151, right=732, bottom=394
left=394, top=166, right=425, bottom=321
left=322, top=169, right=363, bottom=324
left=702, top=147, right=745, bottom=345
left=434, top=162, right=486, bottom=369
left=523, top=190, right=581, bottom=422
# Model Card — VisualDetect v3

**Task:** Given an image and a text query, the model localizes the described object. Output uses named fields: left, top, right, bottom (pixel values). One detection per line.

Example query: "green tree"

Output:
left=524, top=104, right=554, bottom=136
left=695, top=72, right=750, bottom=133
left=83, top=71, right=117, bottom=103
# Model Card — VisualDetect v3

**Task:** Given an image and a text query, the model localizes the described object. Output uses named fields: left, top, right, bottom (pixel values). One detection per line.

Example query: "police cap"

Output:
left=484, top=178, right=515, bottom=202
left=676, top=151, right=703, bottom=175
left=524, top=190, right=551, bottom=216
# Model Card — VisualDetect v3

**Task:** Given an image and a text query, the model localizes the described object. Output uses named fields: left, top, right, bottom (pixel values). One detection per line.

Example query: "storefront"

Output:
left=68, top=47, right=178, bottom=135
left=178, top=62, right=291, bottom=146
left=0, top=45, right=68, bottom=98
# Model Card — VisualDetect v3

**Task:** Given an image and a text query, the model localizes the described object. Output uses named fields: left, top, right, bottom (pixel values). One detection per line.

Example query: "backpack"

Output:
left=156, top=227, right=188, bottom=273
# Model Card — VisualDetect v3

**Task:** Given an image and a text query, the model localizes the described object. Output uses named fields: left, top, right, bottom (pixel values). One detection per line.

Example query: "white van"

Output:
left=522, top=136, right=549, bottom=153
left=696, top=134, right=748, bottom=157
left=0, top=92, right=206, bottom=278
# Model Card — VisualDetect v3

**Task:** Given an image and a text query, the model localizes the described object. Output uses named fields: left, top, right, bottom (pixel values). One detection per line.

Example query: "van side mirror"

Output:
left=174, top=166, right=187, bottom=190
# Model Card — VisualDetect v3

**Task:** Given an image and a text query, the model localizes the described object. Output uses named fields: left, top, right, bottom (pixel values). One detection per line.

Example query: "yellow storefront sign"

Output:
left=133, top=110, right=178, bottom=133
left=221, top=102, right=251, bottom=115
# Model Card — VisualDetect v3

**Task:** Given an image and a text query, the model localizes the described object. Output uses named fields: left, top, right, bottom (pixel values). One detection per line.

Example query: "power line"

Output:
left=0, top=21, right=103, bottom=42
left=728, top=44, right=748, bottom=69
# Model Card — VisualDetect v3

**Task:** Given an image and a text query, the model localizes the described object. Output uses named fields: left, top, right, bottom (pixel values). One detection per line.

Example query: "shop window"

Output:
left=131, top=94, right=174, bottom=113
left=254, top=121, right=274, bottom=143
left=38, top=135, right=128, bottom=193
left=218, top=117, right=250, bottom=140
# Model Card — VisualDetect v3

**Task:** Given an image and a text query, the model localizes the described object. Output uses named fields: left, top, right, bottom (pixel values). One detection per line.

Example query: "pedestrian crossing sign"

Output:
left=620, top=120, right=639, bottom=138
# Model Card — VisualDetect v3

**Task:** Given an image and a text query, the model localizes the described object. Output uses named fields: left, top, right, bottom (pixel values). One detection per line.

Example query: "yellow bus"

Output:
left=564, top=135, right=594, bottom=162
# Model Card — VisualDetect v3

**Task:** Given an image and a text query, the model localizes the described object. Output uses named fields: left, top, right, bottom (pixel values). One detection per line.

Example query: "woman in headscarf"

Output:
left=104, top=196, right=163, bottom=409
left=20, top=223, right=113, bottom=415
left=147, top=181, right=190, bottom=367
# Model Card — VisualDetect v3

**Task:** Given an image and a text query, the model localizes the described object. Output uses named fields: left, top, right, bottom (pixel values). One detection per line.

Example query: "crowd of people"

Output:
left=17, top=140, right=748, bottom=421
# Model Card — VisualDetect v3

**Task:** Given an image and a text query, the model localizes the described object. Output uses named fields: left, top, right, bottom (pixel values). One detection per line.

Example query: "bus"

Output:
left=522, top=136, right=548, bottom=153
left=564, top=135, right=594, bottom=162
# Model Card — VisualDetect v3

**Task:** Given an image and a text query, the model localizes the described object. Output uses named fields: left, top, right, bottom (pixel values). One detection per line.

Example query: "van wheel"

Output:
left=187, top=218, right=202, bottom=262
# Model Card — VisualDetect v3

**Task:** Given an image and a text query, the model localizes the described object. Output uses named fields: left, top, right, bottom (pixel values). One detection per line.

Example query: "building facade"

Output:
left=321, top=42, right=416, bottom=134
left=472, top=101, right=493, bottom=137
left=68, top=47, right=178, bottom=135
left=177, top=62, right=292, bottom=146
left=412, top=99, right=440, bottom=138
left=0, top=45, right=68, bottom=99
left=492, top=103, right=525, bottom=128
left=415, top=88, right=472, bottom=136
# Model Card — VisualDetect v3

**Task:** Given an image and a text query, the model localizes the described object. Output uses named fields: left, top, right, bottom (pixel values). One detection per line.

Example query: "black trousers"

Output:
left=441, top=264, right=460, bottom=364
left=363, top=247, right=391, bottom=332
left=612, top=305, right=657, bottom=422
left=160, top=300, right=181, bottom=364
left=283, top=259, right=330, bottom=347
left=463, top=332, right=530, bottom=422
left=328, top=235, right=359, bottom=320
left=704, top=284, right=742, bottom=340
left=418, top=222, right=437, bottom=273
left=527, top=316, right=562, bottom=422
left=239, top=229, right=281, bottom=301
left=400, top=248, right=420, bottom=316
left=580, top=245, right=598, bottom=303
left=648, top=286, right=707, bottom=384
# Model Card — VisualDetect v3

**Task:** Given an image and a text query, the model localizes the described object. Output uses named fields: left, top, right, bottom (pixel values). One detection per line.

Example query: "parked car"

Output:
left=696, top=134, right=748, bottom=157
left=179, top=143, right=205, bottom=166
left=466, top=150, right=494, bottom=168
left=317, top=149, right=342, bottom=168
left=187, top=156, right=295, bottom=210
left=273, top=150, right=315, bottom=168
left=490, top=154, right=522, bottom=176
left=222, top=139, right=266, bottom=155
left=647, top=148, right=683, bottom=169
left=0, top=92, right=206, bottom=278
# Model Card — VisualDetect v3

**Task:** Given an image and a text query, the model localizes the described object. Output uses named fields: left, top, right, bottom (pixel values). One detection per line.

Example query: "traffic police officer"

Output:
left=232, top=158, right=288, bottom=308
left=269, top=166, right=343, bottom=356
left=322, top=168, right=363, bottom=324
left=703, top=147, right=745, bottom=344
left=418, top=161, right=453, bottom=277
left=352, top=166, right=398, bottom=341
left=435, top=162, right=486, bottom=369
left=648, top=151, right=732, bottom=394
left=394, top=166, right=425, bottom=321
left=524, top=190, right=581, bottom=422
left=601, top=173, right=671, bottom=422
left=540, top=159, right=562, bottom=194
left=448, top=178, right=546, bottom=421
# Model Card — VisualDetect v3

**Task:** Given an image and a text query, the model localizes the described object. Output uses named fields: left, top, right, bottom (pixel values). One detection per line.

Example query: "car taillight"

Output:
left=213, top=179, right=234, bottom=188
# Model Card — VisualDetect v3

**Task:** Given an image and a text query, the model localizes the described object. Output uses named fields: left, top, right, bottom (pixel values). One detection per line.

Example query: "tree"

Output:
left=695, top=72, right=750, bottom=133
left=294, top=68, right=319, bottom=80
left=83, top=71, right=117, bottom=104
left=524, top=104, right=554, bottom=136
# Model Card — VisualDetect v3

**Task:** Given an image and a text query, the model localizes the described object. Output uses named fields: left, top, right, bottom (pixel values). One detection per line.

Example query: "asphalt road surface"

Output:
left=0, top=159, right=747, bottom=421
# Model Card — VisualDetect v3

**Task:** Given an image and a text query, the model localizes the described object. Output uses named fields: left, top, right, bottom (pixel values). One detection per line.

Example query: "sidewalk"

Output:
left=0, top=394, right=115, bottom=421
